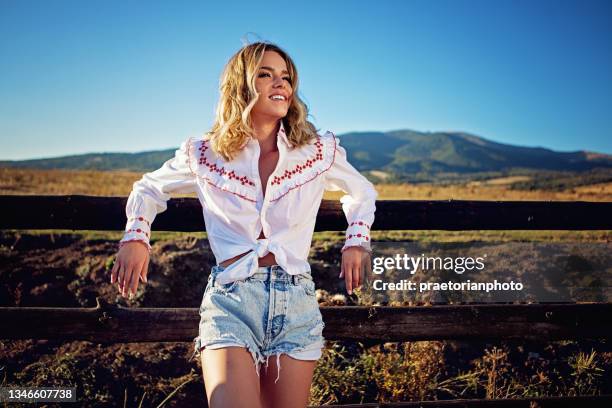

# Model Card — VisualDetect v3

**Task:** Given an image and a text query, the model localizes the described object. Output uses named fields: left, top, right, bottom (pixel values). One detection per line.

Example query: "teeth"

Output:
left=270, top=95, right=285, bottom=100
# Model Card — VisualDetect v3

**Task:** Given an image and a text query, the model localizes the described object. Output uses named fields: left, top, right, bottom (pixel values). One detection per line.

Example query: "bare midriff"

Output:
left=219, top=230, right=278, bottom=268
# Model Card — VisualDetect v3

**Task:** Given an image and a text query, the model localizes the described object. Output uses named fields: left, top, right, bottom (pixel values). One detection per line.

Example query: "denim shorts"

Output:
left=191, top=264, right=326, bottom=383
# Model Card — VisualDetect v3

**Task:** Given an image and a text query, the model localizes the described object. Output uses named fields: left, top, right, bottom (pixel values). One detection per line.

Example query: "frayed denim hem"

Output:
left=191, top=335, right=267, bottom=378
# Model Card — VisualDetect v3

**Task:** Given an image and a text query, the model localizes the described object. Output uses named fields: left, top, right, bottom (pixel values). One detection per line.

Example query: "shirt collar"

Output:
left=247, top=120, right=293, bottom=149
left=277, top=120, right=293, bottom=148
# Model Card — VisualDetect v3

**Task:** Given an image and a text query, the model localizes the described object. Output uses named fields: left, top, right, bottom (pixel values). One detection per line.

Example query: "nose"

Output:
left=273, top=76, right=285, bottom=88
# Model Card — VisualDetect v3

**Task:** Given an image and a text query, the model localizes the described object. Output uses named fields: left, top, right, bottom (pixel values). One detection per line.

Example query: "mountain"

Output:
left=337, top=130, right=612, bottom=184
left=339, top=130, right=612, bottom=172
left=0, top=150, right=174, bottom=172
left=1, top=130, right=611, bottom=185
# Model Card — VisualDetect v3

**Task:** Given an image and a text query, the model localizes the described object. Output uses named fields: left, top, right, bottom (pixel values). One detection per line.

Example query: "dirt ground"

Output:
left=1, top=231, right=611, bottom=406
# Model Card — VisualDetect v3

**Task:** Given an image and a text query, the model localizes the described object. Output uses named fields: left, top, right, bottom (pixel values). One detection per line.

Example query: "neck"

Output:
left=251, top=117, right=280, bottom=154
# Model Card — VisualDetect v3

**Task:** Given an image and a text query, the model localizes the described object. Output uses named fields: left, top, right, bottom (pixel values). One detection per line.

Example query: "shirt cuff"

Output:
left=341, top=220, right=372, bottom=253
left=119, top=216, right=152, bottom=252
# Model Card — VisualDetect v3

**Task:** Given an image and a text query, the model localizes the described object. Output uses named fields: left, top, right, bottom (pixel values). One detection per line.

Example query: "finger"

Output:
left=140, top=256, right=149, bottom=283
left=111, top=259, right=118, bottom=284
left=123, top=267, right=134, bottom=297
left=129, top=261, right=142, bottom=296
left=125, top=265, right=136, bottom=296
left=119, top=265, right=126, bottom=296
left=358, top=256, right=364, bottom=288
left=121, top=265, right=133, bottom=297
left=134, top=257, right=147, bottom=293
left=117, top=264, right=126, bottom=294
left=352, top=261, right=361, bottom=289
left=346, top=263, right=354, bottom=295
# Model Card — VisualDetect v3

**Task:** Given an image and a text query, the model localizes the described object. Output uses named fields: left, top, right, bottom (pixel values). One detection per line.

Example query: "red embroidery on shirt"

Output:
left=347, top=219, right=371, bottom=241
left=128, top=216, right=151, bottom=226
left=270, top=139, right=323, bottom=186
left=198, top=141, right=255, bottom=186
left=126, top=228, right=150, bottom=238
left=349, top=221, right=371, bottom=229
left=186, top=138, right=258, bottom=202
left=269, top=133, right=337, bottom=202
left=347, top=221, right=371, bottom=241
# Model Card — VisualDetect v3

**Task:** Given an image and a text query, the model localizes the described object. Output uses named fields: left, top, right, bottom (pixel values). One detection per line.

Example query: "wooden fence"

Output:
left=1, top=195, right=611, bottom=407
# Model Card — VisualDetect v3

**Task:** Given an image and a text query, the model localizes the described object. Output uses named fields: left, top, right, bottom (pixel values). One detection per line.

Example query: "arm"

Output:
left=119, top=138, right=198, bottom=252
left=323, top=133, right=378, bottom=254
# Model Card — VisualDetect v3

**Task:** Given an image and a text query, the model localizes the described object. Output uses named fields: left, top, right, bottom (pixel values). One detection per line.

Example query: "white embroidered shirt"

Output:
left=119, top=121, right=378, bottom=284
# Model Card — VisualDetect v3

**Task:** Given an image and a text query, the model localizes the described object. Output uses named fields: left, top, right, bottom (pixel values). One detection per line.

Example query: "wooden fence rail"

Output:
left=1, top=300, right=611, bottom=343
left=0, top=195, right=611, bottom=231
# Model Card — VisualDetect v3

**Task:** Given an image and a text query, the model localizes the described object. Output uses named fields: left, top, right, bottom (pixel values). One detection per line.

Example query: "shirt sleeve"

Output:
left=119, top=137, right=198, bottom=252
left=323, top=133, right=378, bottom=253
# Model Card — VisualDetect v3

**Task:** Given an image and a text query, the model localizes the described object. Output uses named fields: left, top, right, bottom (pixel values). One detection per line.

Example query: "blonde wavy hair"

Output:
left=205, top=41, right=319, bottom=161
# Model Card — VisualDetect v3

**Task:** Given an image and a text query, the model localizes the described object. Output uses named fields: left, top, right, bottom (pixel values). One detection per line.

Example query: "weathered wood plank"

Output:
left=0, top=195, right=611, bottom=231
left=1, top=300, right=610, bottom=343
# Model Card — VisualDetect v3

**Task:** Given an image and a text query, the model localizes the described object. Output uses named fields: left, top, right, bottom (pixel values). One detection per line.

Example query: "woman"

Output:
left=110, top=41, right=377, bottom=408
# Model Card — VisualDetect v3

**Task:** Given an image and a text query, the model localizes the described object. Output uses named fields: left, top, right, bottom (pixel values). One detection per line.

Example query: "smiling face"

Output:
left=250, top=50, right=294, bottom=123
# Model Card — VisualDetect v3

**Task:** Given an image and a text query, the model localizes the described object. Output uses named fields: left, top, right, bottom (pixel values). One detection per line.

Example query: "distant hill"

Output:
left=339, top=129, right=612, bottom=174
left=0, top=150, right=174, bottom=172
left=2, top=129, right=611, bottom=186
left=333, top=130, right=612, bottom=186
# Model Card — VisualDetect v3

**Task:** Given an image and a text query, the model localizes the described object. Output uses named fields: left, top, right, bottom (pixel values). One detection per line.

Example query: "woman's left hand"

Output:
left=339, top=246, right=370, bottom=295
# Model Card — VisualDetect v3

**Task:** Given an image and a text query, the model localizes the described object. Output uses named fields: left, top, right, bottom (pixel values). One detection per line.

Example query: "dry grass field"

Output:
left=2, top=167, right=612, bottom=201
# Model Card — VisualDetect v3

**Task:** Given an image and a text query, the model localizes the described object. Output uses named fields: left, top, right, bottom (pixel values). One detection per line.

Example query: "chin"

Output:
left=266, top=109, right=289, bottom=119
left=252, top=104, right=289, bottom=120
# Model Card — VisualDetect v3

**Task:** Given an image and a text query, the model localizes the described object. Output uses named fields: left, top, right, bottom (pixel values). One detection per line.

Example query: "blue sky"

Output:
left=1, top=0, right=611, bottom=160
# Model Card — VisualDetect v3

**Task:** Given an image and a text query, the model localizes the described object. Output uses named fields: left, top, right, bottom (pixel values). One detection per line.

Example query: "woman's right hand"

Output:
left=110, top=241, right=150, bottom=298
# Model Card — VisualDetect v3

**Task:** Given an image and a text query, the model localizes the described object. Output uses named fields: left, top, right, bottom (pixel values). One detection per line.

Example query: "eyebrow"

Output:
left=260, top=66, right=290, bottom=75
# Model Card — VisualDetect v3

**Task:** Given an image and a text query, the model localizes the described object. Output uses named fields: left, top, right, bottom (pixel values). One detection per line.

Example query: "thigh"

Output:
left=260, top=354, right=317, bottom=408
left=201, top=346, right=262, bottom=408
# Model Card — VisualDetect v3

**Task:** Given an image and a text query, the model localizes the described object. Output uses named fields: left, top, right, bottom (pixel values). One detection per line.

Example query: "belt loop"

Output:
left=210, top=267, right=217, bottom=286
left=267, top=266, right=274, bottom=281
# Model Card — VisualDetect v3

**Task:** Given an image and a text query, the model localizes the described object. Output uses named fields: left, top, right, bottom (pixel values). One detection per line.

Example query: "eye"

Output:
left=258, top=72, right=292, bottom=84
